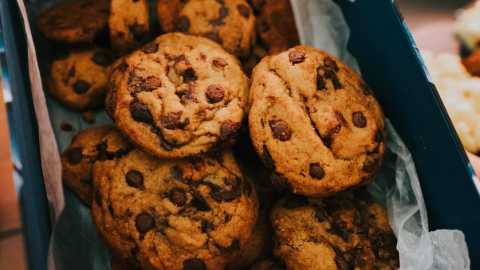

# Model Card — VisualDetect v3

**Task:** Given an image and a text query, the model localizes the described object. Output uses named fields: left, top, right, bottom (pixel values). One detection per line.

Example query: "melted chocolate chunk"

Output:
left=130, top=100, right=153, bottom=124
left=170, top=166, right=184, bottom=182
left=72, top=80, right=91, bottom=94
left=191, top=191, right=210, bottom=211
left=161, top=112, right=183, bottom=130
left=209, top=6, right=229, bottom=25
left=135, top=213, right=155, bottom=233
left=66, top=147, right=83, bottom=164
left=170, top=188, right=187, bottom=206
left=289, top=51, right=305, bottom=64
left=143, top=42, right=158, bottom=54
left=352, top=111, right=366, bottom=128
left=126, top=170, right=144, bottom=188
left=213, top=57, right=228, bottom=68
left=206, top=84, right=225, bottom=103
left=220, top=120, right=240, bottom=141
left=310, top=163, right=325, bottom=180
left=269, top=120, right=292, bottom=141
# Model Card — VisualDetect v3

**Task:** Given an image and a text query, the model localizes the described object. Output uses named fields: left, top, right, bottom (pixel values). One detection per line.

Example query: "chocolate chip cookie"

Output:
left=250, top=0, right=300, bottom=55
left=251, top=259, right=286, bottom=270
left=109, top=0, right=149, bottom=56
left=270, top=189, right=399, bottom=270
left=47, top=46, right=114, bottom=111
left=37, top=0, right=110, bottom=43
left=157, top=0, right=256, bottom=58
left=106, top=33, right=250, bottom=159
left=92, top=148, right=258, bottom=270
left=61, top=126, right=133, bottom=205
left=249, top=46, right=386, bottom=197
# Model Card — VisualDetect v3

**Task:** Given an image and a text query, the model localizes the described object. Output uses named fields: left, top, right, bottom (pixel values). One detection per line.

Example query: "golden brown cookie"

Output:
left=61, top=126, right=133, bottom=205
left=92, top=149, right=258, bottom=270
left=109, top=0, right=150, bottom=56
left=37, top=0, right=110, bottom=43
left=47, top=46, right=114, bottom=111
left=249, top=46, right=386, bottom=197
left=106, top=33, right=250, bottom=159
left=250, top=0, right=300, bottom=55
left=157, top=0, right=256, bottom=58
left=270, top=190, right=399, bottom=270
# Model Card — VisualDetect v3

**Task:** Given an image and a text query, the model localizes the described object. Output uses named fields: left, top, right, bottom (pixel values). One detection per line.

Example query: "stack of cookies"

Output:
left=39, top=0, right=400, bottom=269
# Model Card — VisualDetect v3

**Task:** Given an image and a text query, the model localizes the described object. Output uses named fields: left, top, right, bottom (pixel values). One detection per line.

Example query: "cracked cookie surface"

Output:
left=61, top=126, right=133, bottom=205
left=109, top=0, right=149, bottom=56
left=248, top=46, right=386, bottom=197
left=47, top=46, right=114, bottom=111
left=92, top=148, right=258, bottom=270
left=106, top=33, right=250, bottom=158
left=157, top=0, right=256, bottom=58
left=37, top=0, right=110, bottom=43
left=270, top=189, right=399, bottom=270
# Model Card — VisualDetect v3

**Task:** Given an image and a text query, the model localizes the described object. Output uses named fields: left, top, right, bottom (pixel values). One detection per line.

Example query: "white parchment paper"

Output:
left=15, top=0, right=471, bottom=269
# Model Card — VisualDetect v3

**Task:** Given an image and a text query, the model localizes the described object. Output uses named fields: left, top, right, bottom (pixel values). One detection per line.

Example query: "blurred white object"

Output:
left=454, top=1, right=480, bottom=51
left=422, top=50, right=480, bottom=153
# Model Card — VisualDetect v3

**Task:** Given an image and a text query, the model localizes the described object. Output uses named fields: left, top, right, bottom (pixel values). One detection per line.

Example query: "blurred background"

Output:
left=0, top=0, right=478, bottom=269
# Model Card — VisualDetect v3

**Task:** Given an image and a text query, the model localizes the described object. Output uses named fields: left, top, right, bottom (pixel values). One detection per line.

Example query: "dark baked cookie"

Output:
left=47, top=46, right=114, bottom=111
left=92, top=148, right=259, bottom=270
left=106, top=33, right=250, bottom=158
left=157, top=0, right=256, bottom=58
left=61, top=126, right=133, bottom=205
left=109, top=0, right=149, bottom=56
left=270, top=189, right=399, bottom=270
left=251, top=259, right=286, bottom=270
left=37, top=0, right=110, bottom=43
left=250, top=0, right=300, bottom=55
left=249, top=46, right=386, bottom=197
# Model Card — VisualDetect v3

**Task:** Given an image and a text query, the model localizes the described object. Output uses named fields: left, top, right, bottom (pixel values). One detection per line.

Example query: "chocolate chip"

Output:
left=334, top=256, right=350, bottom=270
left=170, top=166, right=184, bottom=182
left=126, top=170, right=144, bottom=188
left=310, top=163, right=325, bottom=180
left=66, top=147, right=83, bottom=164
left=315, top=208, right=328, bottom=222
left=174, top=54, right=187, bottom=63
left=183, top=68, right=197, bottom=83
left=95, top=190, right=102, bottom=206
left=289, top=51, right=305, bottom=64
left=135, top=213, right=155, bottom=233
left=203, top=32, right=223, bottom=45
left=186, top=82, right=199, bottom=102
left=352, top=111, right=366, bottom=128
left=72, top=80, right=91, bottom=94
left=220, top=120, right=240, bottom=140
left=213, top=58, right=228, bottom=68
left=143, top=42, right=158, bottom=54
left=192, top=191, right=210, bottom=211
left=210, top=190, right=236, bottom=202
left=209, top=6, right=229, bottom=25
left=161, top=112, right=183, bottom=130
left=130, top=100, right=153, bottom=124
left=201, top=219, right=214, bottom=233
left=142, top=77, right=161, bottom=91
left=324, top=56, right=339, bottom=72
left=183, top=258, right=206, bottom=270
left=206, top=85, right=224, bottom=103
left=91, top=51, right=113, bottom=67
left=60, top=122, right=73, bottom=131
left=271, top=172, right=290, bottom=191
left=237, top=4, right=250, bottom=18
left=170, top=188, right=187, bottom=206
left=317, top=73, right=326, bottom=90
left=129, top=23, right=148, bottom=41
left=269, top=120, right=291, bottom=141
left=117, top=61, right=129, bottom=72
left=176, top=16, right=191, bottom=32
left=363, top=162, right=376, bottom=173
left=283, top=194, right=309, bottom=209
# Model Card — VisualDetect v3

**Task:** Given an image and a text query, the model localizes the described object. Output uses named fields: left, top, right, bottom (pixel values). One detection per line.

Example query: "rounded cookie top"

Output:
left=37, top=0, right=110, bottom=43
left=109, top=0, right=149, bottom=56
left=47, top=46, right=114, bottom=111
left=107, top=33, right=250, bottom=159
left=92, top=148, right=258, bottom=270
left=157, top=0, right=256, bottom=58
left=249, top=46, right=386, bottom=197
left=270, top=190, right=399, bottom=270
left=61, top=126, right=133, bottom=205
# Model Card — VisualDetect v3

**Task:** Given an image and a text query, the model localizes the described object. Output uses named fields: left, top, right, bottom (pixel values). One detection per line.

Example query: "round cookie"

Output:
left=47, top=46, right=114, bottom=111
left=270, top=190, right=399, bottom=270
left=251, top=259, right=286, bottom=270
left=92, top=148, right=259, bottom=270
left=109, top=0, right=150, bottom=56
left=249, top=46, right=386, bottom=197
left=106, top=33, right=250, bottom=158
left=37, top=0, right=110, bottom=44
left=157, top=0, right=256, bottom=58
left=61, top=126, right=134, bottom=205
left=250, top=0, right=300, bottom=55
